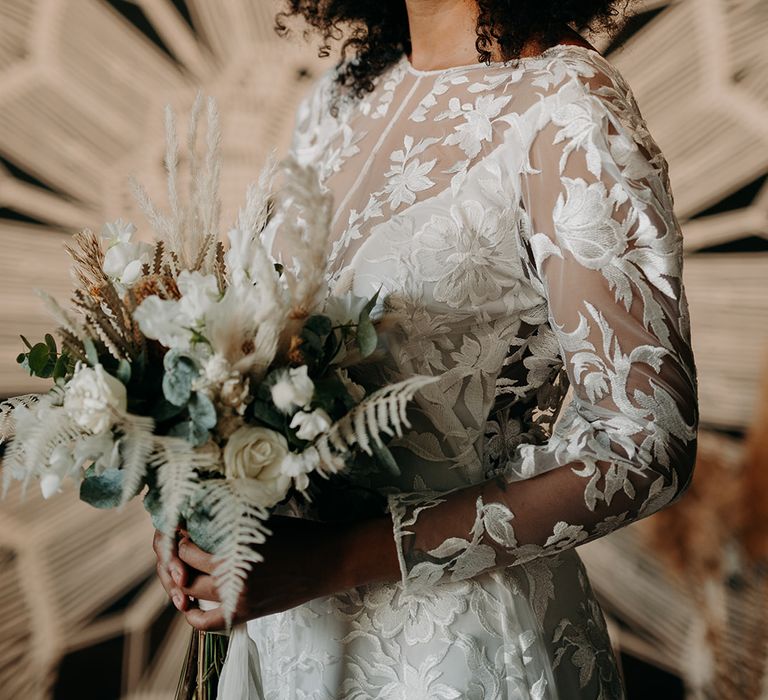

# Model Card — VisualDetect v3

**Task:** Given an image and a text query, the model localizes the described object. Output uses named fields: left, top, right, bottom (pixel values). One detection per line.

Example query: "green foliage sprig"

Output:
left=16, top=333, right=74, bottom=382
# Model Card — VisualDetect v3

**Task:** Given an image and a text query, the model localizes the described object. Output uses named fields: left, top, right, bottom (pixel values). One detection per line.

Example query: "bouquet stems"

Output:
left=175, top=628, right=230, bottom=700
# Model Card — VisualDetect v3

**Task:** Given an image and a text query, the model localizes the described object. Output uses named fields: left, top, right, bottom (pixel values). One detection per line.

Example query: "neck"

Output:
left=404, top=0, right=496, bottom=71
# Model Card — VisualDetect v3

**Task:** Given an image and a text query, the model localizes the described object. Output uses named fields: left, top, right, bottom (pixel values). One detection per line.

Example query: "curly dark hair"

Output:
left=275, top=1, right=633, bottom=101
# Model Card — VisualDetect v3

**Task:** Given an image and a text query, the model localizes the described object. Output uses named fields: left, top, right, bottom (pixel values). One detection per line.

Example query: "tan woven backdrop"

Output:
left=0, top=1, right=766, bottom=698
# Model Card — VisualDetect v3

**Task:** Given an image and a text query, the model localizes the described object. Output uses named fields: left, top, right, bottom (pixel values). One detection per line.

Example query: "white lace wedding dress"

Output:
left=249, top=42, right=699, bottom=699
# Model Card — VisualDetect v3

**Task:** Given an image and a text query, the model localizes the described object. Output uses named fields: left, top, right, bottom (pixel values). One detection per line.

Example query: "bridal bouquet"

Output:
left=0, top=92, right=436, bottom=699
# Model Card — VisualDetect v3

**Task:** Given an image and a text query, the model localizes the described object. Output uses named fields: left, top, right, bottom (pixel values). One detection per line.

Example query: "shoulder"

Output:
left=511, top=45, right=667, bottom=177
left=289, top=63, right=345, bottom=160
left=294, top=64, right=340, bottom=127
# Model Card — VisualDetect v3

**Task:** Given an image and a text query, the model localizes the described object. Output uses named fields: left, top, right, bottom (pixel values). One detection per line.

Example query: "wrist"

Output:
left=335, top=514, right=401, bottom=591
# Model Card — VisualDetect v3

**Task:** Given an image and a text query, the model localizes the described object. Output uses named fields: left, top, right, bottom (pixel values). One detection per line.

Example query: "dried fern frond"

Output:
left=3, top=396, right=80, bottom=496
left=314, top=375, right=440, bottom=470
left=0, top=394, right=41, bottom=444
left=99, top=282, right=143, bottom=355
left=151, top=437, right=217, bottom=564
left=58, top=327, right=88, bottom=363
left=152, top=240, right=165, bottom=274
left=213, top=240, right=227, bottom=293
left=64, top=229, right=108, bottom=293
left=118, top=412, right=156, bottom=505
left=71, top=287, right=135, bottom=361
left=203, top=478, right=272, bottom=628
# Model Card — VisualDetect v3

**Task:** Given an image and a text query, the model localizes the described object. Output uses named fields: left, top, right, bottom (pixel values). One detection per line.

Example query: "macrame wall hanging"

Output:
left=0, top=0, right=766, bottom=698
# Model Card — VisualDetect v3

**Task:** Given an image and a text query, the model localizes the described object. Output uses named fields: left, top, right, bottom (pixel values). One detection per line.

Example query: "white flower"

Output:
left=40, top=473, right=62, bottom=499
left=134, top=270, right=220, bottom=350
left=280, top=447, right=321, bottom=492
left=64, top=364, right=127, bottom=433
left=100, top=219, right=152, bottom=286
left=223, top=426, right=291, bottom=507
left=270, top=365, right=314, bottom=413
left=40, top=443, right=75, bottom=498
left=198, top=354, right=233, bottom=387
left=289, top=408, right=332, bottom=441
left=101, top=218, right=137, bottom=245
left=322, top=291, right=371, bottom=327
left=192, top=354, right=251, bottom=415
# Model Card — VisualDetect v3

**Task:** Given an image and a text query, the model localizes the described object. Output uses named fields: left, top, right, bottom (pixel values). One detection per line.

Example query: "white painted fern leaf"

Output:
left=118, top=412, right=156, bottom=505
left=205, top=478, right=272, bottom=628
left=3, top=395, right=81, bottom=496
left=0, top=394, right=41, bottom=443
left=314, top=374, right=440, bottom=469
left=151, top=436, right=214, bottom=565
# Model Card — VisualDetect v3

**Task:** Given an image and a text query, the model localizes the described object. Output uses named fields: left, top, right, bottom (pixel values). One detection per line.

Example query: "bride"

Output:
left=153, top=0, right=699, bottom=697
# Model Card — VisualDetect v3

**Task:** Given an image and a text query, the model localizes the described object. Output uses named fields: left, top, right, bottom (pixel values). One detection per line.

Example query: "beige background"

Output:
left=0, top=0, right=766, bottom=698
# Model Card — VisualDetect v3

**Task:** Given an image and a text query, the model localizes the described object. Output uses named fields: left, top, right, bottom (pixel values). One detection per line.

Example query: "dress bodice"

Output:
left=265, top=42, right=699, bottom=592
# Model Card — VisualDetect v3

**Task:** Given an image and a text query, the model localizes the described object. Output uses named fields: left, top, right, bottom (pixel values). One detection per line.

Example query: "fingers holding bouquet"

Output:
left=152, top=527, right=192, bottom=612
left=166, top=515, right=350, bottom=632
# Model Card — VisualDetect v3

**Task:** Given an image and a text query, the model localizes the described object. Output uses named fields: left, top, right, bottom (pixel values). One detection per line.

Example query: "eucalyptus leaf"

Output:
left=52, top=354, right=68, bottom=381
left=184, top=506, right=220, bottom=554
left=189, top=392, right=217, bottom=430
left=370, top=439, right=401, bottom=477
left=143, top=485, right=165, bottom=532
left=79, top=468, right=125, bottom=509
left=162, top=364, right=195, bottom=405
left=28, top=343, right=50, bottom=373
left=250, top=399, right=285, bottom=431
left=19, top=334, right=33, bottom=350
left=116, top=359, right=132, bottom=385
left=17, top=354, right=32, bottom=375
left=44, top=333, right=57, bottom=354
left=356, top=317, right=378, bottom=358
left=356, top=288, right=381, bottom=358
left=168, top=419, right=209, bottom=447
left=83, top=337, right=99, bottom=366
left=152, top=398, right=186, bottom=422
left=304, top=315, right=332, bottom=337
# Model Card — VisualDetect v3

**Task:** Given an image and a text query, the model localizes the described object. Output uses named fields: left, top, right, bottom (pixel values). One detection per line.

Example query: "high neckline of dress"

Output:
left=400, top=43, right=605, bottom=77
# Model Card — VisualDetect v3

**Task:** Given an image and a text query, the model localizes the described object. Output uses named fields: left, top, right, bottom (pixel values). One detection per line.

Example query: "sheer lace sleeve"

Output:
left=385, top=62, right=699, bottom=590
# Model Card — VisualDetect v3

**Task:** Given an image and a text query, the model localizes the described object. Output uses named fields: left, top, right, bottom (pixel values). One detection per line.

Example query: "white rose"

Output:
left=223, top=426, right=291, bottom=507
left=289, top=408, right=332, bottom=441
left=270, top=365, right=315, bottom=414
left=64, top=364, right=127, bottom=433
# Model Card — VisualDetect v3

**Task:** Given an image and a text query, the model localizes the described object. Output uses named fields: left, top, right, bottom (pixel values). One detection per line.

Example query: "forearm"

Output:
left=384, top=424, right=696, bottom=588
left=336, top=511, right=402, bottom=591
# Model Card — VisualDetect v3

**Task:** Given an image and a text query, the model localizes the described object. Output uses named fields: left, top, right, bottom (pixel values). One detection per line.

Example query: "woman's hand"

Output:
left=152, top=526, right=193, bottom=612
left=152, top=512, right=401, bottom=632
